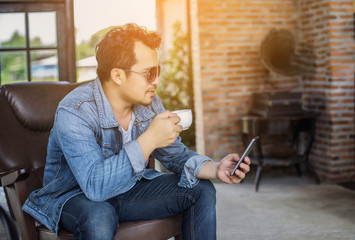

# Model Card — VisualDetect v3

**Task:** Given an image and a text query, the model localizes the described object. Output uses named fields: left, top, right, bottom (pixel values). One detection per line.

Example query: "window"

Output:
left=0, top=0, right=76, bottom=84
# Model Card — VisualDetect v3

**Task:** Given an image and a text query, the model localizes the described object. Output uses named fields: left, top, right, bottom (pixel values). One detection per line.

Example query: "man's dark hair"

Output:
left=95, top=23, right=161, bottom=81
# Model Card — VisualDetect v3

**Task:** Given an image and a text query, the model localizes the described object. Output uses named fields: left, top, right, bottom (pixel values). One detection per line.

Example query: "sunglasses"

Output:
left=124, top=65, right=161, bottom=83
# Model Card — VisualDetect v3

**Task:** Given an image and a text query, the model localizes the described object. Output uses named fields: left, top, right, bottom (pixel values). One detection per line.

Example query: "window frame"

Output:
left=0, top=0, right=76, bottom=83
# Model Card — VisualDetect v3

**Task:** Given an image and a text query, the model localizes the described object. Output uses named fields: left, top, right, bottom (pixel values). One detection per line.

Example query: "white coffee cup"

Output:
left=172, top=109, right=192, bottom=130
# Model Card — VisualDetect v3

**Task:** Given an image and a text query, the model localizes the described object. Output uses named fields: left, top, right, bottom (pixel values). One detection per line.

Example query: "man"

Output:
left=23, top=23, right=250, bottom=240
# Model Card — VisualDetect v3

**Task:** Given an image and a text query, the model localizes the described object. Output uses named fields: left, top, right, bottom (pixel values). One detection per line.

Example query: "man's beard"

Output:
left=141, top=88, right=156, bottom=107
left=141, top=101, right=151, bottom=107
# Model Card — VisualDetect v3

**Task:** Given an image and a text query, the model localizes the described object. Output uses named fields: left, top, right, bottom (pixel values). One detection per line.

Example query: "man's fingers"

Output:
left=233, top=169, right=246, bottom=180
left=157, top=111, right=182, bottom=125
left=226, top=153, right=240, bottom=162
left=239, top=163, right=250, bottom=173
left=225, top=171, right=243, bottom=184
left=169, top=115, right=181, bottom=124
left=230, top=176, right=242, bottom=184
left=243, top=157, right=251, bottom=165
left=175, top=124, right=183, bottom=132
left=219, top=171, right=232, bottom=184
left=158, top=111, right=173, bottom=117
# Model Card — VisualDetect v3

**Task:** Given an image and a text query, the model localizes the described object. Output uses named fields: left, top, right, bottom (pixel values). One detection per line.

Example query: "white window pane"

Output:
left=29, top=12, right=57, bottom=48
left=0, top=13, right=26, bottom=48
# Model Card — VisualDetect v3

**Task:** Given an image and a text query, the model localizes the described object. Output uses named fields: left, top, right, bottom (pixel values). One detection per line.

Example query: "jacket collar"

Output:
left=93, top=78, right=155, bottom=128
left=133, top=104, right=155, bottom=122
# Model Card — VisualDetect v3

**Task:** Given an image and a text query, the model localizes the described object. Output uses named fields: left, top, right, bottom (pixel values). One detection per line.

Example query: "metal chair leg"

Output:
left=0, top=205, right=19, bottom=240
left=254, top=165, right=263, bottom=192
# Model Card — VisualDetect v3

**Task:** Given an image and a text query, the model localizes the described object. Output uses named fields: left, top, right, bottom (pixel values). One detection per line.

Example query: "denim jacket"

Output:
left=22, top=78, right=211, bottom=234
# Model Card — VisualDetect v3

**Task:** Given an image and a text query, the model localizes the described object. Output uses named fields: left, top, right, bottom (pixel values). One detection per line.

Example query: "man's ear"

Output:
left=110, top=68, right=126, bottom=85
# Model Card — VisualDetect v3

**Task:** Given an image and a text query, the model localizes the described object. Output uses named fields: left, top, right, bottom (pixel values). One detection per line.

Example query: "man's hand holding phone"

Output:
left=199, top=136, right=258, bottom=184
left=216, top=136, right=258, bottom=184
left=216, top=154, right=251, bottom=184
left=230, top=136, right=259, bottom=177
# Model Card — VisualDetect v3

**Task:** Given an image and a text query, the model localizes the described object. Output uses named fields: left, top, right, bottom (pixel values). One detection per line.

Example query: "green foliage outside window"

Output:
left=157, top=22, right=195, bottom=148
left=0, top=31, right=58, bottom=84
left=0, top=31, right=27, bottom=84
left=76, top=27, right=116, bottom=60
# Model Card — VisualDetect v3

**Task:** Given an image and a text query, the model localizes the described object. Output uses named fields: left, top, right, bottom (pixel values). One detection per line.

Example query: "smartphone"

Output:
left=230, top=136, right=259, bottom=176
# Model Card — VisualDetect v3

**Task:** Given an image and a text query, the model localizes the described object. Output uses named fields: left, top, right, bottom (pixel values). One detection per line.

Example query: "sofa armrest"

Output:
left=1, top=169, right=30, bottom=187
left=1, top=169, right=39, bottom=240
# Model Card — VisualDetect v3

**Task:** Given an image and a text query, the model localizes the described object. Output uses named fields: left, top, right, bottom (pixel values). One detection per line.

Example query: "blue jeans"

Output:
left=59, top=174, right=216, bottom=240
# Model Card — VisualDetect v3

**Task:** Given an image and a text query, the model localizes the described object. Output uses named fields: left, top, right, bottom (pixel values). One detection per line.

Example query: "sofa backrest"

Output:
left=0, top=81, right=80, bottom=174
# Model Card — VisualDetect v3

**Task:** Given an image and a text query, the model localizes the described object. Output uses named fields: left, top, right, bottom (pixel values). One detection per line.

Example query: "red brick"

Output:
left=190, top=0, right=354, bottom=183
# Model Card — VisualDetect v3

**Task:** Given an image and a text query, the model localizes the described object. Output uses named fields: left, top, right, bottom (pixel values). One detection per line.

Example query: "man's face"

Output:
left=120, top=41, right=159, bottom=107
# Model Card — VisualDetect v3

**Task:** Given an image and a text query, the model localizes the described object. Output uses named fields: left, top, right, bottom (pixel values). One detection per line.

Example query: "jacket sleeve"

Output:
left=151, top=96, right=212, bottom=188
left=152, top=137, right=211, bottom=188
left=55, top=107, right=145, bottom=202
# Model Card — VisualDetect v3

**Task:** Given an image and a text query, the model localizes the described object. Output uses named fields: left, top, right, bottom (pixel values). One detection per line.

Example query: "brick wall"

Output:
left=189, top=0, right=355, bottom=182
left=299, top=0, right=355, bottom=182
left=190, top=0, right=301, bottom=158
